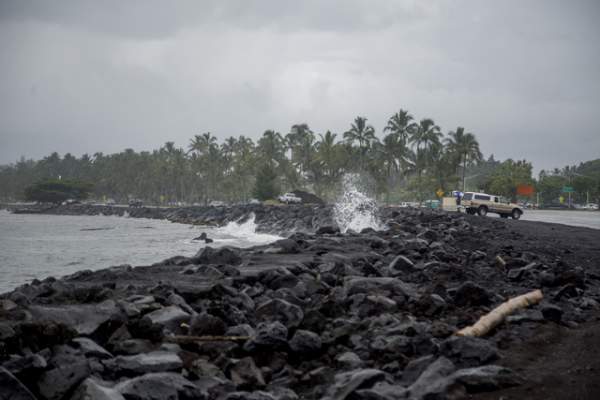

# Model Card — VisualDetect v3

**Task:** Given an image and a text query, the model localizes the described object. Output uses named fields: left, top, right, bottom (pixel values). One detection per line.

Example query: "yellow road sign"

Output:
left=436, top=189, right=444, bottom=198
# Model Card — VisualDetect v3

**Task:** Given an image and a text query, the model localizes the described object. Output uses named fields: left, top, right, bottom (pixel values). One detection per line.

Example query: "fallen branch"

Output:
left=456, top=289, right=543, bottom=337
left=166, top=335, right=250, bottom=343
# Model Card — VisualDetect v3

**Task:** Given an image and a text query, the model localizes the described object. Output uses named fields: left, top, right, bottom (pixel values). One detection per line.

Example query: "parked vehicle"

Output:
left=462, top=192, right=523, bottom=219
left=61, top=199, right=81, bottom=205
left=278, top=193, right=302, bottom=204
left=209, top=201, right=226, bottom=207
left=422, top=199, right=440, bottom=209
left=128, top=199, right=143, bottom=208
left=584, top=203, right=599, bottom=210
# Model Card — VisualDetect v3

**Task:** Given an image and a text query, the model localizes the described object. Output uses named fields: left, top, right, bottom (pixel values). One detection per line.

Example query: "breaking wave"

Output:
left=333, top=174, right=383, bottom=233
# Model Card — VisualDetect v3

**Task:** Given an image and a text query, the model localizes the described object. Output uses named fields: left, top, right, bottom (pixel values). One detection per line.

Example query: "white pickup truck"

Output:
left=278, top=193, right=302, bottom=204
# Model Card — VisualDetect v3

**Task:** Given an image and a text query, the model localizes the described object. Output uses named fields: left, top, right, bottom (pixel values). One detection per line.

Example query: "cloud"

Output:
left=0, top=0, right=599, bottom=172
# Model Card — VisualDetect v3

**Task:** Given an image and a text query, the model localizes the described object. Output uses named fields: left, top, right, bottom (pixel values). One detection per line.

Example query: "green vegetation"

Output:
left=253, top=163, right=280, bottom=201
left=24, top=179, right=93, bottom=204
left=0, top=108, right=598, bottom=206
left=536, top=160, right=600, bottom=206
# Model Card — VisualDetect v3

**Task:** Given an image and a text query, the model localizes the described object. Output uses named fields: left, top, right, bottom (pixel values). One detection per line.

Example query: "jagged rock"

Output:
left=115, top=372, right=207, bottom=400
left=404, top=238, right=429, bottom=252
left=268, top=239, right=300, bottom=254
left=540, top=303, right=563, bottom=322
left=224, top=390, right=299, bottom=400
left=439, top=336, right=498, bottom=367
left=0, top=367, right=38, bottom=400
left=38, top=360, right=91, bottom=400
left=452, top=281, right=492, bottom=307
left=189, top=312, right=226, bottom=336
left=401, top=355, right=436, bottom=385
left=344, top=277, right=416, bottom=299
left=194, top=246, right=242, bottom=266
left=316, top=226, right=340, bottom=235
left=353, top=295, right=398, bottom=318
left=0, top=299, right=18, bottom=312
left=370, top=334, right=413, bottom=359
left=190, top=359, right=225, bottom=379
left=28, top=300, right=122, bottom=336
left=0, top=322, right=16, bottom=341
left=195, top=265, right=225, bottom=280
left=104, top=351, right=182, bottom=376
left=255, top=299, right=304, bottom=328
left=72, top=337, right=113, bottom=359
left=226, top=323, right=255, bottom=337
left=143, top=305, right=190, bottom=332
left=244, top=322, right=288, bottom=352
left=229, top=357, right=265, bottom=389
left=2, top=353, right=47, bottom=375
left=112, top=339, right=156, bottom=355
left=417, top=229, right=439, bottom=242
left=388, top=255, right=416, bottom=276
left=195, top=232, right=208, bottom=241
left=355, top=382, right=407, bottom=400
left=289, top=329, right=322, bottom=354
left=323, top=369, right=387, bottom=400
left=407, top=356, right=463, bottom=400
left=72, top=378, right=126, bottom=400
left=336, top=352, right=364, bottom=370
left=451, top=365, right=522, bottom=392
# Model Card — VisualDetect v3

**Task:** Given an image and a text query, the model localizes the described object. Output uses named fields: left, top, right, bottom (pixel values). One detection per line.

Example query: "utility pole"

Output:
left=568, top=174, right=572, bottom=209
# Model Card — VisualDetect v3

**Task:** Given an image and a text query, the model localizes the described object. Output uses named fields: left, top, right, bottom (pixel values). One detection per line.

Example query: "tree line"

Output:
left=0, top=108, right=598, bottom=206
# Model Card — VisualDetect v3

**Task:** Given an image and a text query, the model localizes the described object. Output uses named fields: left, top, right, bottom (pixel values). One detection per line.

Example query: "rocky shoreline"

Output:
left=6, top=203, right=337, bottom=235
left=1, top=205, right=600, bottom=399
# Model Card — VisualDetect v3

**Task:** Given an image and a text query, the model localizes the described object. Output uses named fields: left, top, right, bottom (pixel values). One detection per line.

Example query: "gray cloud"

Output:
left=1, top=0, right=599, bottom=171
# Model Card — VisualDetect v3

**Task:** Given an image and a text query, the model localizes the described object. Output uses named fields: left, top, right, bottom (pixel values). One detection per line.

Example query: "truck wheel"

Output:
left=511, top=209, right=522, bottom=220
left=477, top=206, right=488, bottom=217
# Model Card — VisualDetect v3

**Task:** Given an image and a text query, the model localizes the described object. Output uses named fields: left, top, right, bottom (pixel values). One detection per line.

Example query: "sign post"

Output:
left=562, top=186, right=574, bottom=209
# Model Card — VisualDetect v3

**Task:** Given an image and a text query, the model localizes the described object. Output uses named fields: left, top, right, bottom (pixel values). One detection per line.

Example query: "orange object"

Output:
left=516, top=184, right=534, bottom=196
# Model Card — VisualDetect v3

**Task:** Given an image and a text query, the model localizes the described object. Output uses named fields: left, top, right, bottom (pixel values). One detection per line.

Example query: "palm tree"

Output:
left=445, top=127, right=483, bottom=191
left=287, top=123, right=315, bottom=177
left=384, top=109, right=417, bottom=143
left=257, top=130, right=286, bottom=166
left=408, top=118, right=442, bottom=201
left=343, top=116, right=377, bottom=170
left=188, top=132, right=217, bottom=156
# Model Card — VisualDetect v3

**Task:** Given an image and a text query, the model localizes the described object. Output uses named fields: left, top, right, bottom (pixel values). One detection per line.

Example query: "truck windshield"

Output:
left=463, top=193, right=473, bottom=200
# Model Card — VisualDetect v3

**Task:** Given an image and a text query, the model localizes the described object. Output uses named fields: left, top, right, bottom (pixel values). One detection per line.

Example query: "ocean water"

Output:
left=0, top=210, right=280, bottom=293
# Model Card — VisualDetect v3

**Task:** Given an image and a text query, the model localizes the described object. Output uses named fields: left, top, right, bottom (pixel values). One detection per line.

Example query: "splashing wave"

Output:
left=333, top=174, right=383, bottom=233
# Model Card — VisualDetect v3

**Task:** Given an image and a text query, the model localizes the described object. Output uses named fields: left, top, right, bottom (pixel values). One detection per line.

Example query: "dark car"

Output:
left=128, top=199, right=143, bottom=208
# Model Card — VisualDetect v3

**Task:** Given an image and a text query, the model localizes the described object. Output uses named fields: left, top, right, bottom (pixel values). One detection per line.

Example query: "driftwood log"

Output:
left=456, top=289, right=544, bottom=337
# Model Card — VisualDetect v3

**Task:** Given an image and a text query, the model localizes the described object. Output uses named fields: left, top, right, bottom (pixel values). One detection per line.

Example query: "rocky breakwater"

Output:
left=1, top=208, right=600, bottom=399
left=9, top=203, right=336, bottom=235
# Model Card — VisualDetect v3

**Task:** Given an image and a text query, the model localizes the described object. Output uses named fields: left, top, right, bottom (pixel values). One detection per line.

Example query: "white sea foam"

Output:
left=214, top=213, right=282, bottom=246
left=333, top=174, right=383, bottom=233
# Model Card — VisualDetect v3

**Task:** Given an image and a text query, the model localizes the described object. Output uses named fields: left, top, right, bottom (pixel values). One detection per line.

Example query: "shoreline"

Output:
left=2, top=203, right=336, bottom=235
left=1, top=206, right=600, bottom=399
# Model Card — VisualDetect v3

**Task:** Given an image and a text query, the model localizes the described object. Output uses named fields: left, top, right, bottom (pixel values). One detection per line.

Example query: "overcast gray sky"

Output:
left=1, top=0, right=598, bottom=171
